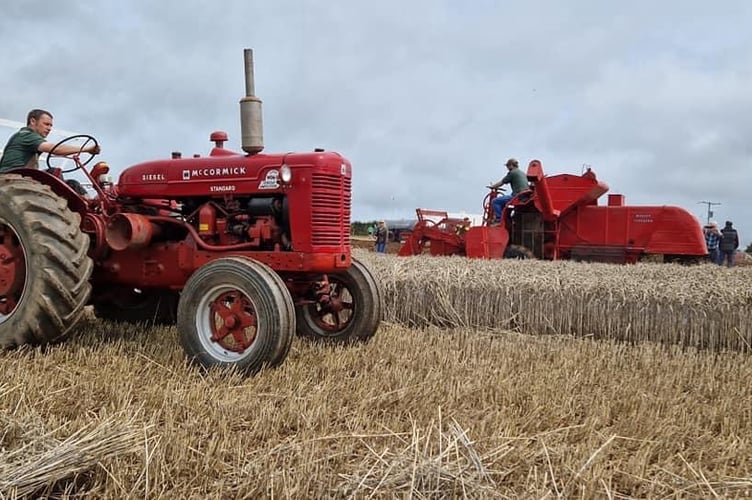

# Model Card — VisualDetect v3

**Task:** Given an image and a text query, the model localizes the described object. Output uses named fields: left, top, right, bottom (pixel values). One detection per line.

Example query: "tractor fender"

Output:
left=7, top=168, right=88, bottom=215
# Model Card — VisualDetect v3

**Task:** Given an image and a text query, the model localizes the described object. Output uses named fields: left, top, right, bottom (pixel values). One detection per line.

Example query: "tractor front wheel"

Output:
left=177, top=257, right=295, bottom=374
left=0, top=175, right=93, bottom=347
left=296, top=258, right=382, bottom=344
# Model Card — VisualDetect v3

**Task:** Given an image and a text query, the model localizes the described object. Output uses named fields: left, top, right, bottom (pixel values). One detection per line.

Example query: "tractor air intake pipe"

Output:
left=240, top=48, right=264, bottom=154
left=105, top=213, right=159, bottom=251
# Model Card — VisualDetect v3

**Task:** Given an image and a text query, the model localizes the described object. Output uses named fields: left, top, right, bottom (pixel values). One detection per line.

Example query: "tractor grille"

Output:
left=311, top=173, right=351, bottom=246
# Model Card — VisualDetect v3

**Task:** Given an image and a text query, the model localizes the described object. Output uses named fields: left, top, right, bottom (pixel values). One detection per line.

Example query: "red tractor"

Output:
left=0, top=50, right=381, bottom=374
left=399, top=160, right=708, bottom=263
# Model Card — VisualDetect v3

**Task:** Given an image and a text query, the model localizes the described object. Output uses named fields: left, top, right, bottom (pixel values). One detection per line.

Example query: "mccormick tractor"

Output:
left=399, top=160, right=707, bottom=263
left=0, top=49, right=381, bottom=374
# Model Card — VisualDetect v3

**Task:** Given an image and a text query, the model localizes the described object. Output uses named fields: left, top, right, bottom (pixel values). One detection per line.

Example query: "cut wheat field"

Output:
left=1, top=251, right=751, bottom=498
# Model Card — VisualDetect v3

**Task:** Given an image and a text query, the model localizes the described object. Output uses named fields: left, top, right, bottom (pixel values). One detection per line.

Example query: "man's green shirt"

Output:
left=501, top=167, right=528, bottom=194
left=0, top=127, right=45, bottom=172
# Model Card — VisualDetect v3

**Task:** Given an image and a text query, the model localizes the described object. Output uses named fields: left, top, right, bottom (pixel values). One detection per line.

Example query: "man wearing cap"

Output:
left=488, top=158, right=528, bottom=223
left=703, top=221, right=722, bottom=265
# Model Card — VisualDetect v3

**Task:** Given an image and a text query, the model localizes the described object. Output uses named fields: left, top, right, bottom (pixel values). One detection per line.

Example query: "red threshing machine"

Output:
left=0, top=49, right=381, bottom=374
left=399, top=160, right=707, bottom=263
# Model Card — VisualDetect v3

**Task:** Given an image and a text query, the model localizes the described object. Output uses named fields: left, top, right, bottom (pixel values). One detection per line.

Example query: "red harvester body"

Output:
left=399, top=160, right=707, bottom=263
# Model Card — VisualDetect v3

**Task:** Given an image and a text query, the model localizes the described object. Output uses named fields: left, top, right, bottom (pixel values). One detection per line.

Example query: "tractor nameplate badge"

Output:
left=258, top=170, right=280, bottom=189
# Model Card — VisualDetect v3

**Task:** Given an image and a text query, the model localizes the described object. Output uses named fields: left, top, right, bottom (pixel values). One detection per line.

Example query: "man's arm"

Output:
left=38, top=141, right=99, bottom=156
left=489, top=172, right=512, bottom=190
left=489, top=177, right=506, bottom=189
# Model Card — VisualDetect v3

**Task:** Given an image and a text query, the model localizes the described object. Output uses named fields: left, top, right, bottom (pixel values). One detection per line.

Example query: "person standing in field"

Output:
left=719, top=220, right=739, bottom=267
left=374, top=220, right=388, bottom=253
left=703, top=221, right=722, bottom=265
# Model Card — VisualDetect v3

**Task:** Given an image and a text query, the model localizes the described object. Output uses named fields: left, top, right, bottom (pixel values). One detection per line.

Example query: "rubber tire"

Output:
left=93, top=289, right=179, bottom=326
left=232, top=256, right=295, bottom=368
left=177, top=257, right=295, bottom=374
left=296, top=258, right=382, bottom=344
left=504, top=244, right=536, bottom=259
left=0, top=174, right=93, bottom=347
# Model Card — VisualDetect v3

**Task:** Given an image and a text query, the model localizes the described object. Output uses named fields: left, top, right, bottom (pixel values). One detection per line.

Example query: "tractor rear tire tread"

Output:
left=0, top=175, right=93, bottom=348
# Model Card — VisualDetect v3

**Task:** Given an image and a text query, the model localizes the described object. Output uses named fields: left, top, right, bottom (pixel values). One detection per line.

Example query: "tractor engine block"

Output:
left=101, top=195, right=290, bottom=253
left=186, top=196, right=288, bottom=250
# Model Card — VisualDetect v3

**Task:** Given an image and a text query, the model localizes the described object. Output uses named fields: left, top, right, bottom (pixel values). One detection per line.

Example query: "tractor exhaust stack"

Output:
left=240, top=48, right=264, bottom=154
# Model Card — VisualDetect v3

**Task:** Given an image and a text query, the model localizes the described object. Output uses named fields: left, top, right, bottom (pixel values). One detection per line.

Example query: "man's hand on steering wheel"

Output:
left=46, top=134, right=100, bottom=173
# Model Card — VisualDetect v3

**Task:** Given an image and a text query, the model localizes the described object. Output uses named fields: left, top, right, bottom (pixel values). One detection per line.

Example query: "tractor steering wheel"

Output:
left=46, top=134, right=99, bottom=173
left=483, top=186, right=505, bottom=226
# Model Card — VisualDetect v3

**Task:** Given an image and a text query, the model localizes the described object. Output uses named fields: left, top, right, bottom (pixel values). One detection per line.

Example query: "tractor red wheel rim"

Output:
left=205, top=289, right=258, bottom=354
left=310, top=281, right=354, bottom=334
left=0, top=221, right=26, bottom=318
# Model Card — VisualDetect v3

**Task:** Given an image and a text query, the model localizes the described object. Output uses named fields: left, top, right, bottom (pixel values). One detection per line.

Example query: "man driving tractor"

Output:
left=488, top=158, right=528, bottom=223
left=0, top=108, right=100, bottom=195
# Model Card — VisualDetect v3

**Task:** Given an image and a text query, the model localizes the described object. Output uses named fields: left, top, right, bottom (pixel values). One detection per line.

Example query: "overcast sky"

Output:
left=2, top=1, right=751, bottom=246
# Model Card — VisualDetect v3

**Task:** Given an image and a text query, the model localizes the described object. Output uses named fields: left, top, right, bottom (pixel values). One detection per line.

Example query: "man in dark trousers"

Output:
left=703, top=221, right=722, bottom=265
left=719, top=220, right=739, bottom=268
left=374, top=220, right=388, bottom=253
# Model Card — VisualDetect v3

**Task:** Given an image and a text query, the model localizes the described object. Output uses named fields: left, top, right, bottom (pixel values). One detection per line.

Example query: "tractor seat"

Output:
left=513, top=189, right=533, bottom=204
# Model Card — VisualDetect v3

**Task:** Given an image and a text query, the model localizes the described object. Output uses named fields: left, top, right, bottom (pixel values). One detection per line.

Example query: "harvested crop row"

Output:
left=357, top=251, right=752, bottom=351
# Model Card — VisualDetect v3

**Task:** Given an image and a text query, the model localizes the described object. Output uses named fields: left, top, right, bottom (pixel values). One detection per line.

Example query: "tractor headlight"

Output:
left=280, top=164, right=292, bottom=183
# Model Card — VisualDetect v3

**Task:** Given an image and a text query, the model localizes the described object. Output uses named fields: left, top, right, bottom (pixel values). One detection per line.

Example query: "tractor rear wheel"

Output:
left=177, top=257, right=295, bottom=374
left=0, top=175, right=93, bottom=347
left=93, top=288, right=179, bottom=325
left=296, top=258, right=382, bottom=343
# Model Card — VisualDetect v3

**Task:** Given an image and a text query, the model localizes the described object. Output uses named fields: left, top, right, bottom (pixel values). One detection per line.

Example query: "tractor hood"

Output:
left=116, top=150, right=350, bottom=198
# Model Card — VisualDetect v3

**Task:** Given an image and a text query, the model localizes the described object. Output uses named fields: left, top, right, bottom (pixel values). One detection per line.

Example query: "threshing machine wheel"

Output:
left=0, top=174, right=93, bottom=347
left=177, top=257, right=295, bottom=374
left=503, top=244, right=536, bottom=260
left=296, top=258, right=382, bottom=344
left=92, top=288, right=179, bottom=326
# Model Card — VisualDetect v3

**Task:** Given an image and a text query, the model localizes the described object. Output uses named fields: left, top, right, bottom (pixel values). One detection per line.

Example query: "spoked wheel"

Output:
left=0, top=175, right=93, bottom=347
left=296, top=258, right=382, bottom=344
left=0, top=222, right=26, bottom=319
left=177, top=257, right=294, bottom=374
